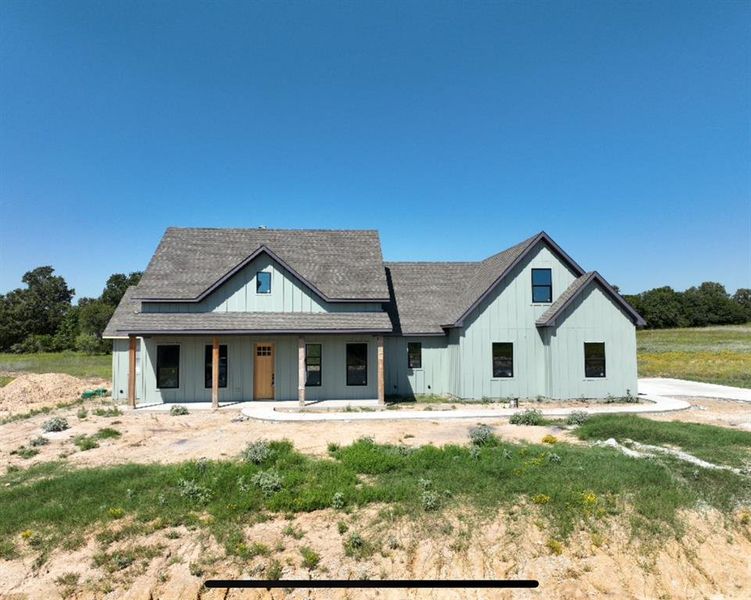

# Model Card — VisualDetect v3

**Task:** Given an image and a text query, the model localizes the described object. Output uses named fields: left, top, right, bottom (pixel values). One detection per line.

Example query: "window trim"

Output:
left=204, top=344, right=228, bottom=389
left=531, top=268, right=553, bottom=304
left=492, top=342, right=514, bottom=378
left=584, top=342, right=607, bottom=378
left=256, top=270, right=272, bottom=295
left=345, top=342, right=368, bottom=387
left=156, top=344, right=180, bottom=390
left=407, top=342, right=422, bottom=369
left=305, top=343, right=322, bottom=387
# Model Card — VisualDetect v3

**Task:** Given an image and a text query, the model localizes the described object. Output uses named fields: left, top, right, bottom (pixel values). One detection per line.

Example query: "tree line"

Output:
left=623, top=282, right=750, bottom=329
left=0, top=267, right=141, bottom=354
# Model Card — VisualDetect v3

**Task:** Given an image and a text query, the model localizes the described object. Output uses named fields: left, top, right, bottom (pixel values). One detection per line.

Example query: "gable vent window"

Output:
left=156, top=345, right=180, bottom=389
left=407, top=342, right=422, bottom=369
left=584, top=342, right=606, bottom=378
left=256, top=271, right=271, bottom=294
left=346, top=343, right=368, bottom=386
left=532, top=268, right=552, bottom=303
left=305, top=344, right=322, bottom=387
left=204, top=345, right=228, bottom=388
left=492, top=342, right=514, bottom=378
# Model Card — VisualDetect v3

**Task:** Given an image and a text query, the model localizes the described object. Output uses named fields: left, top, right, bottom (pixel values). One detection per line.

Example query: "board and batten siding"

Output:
left=384, top=336, right=451, bottom=397
left=116, top=334, right=380, bottom=405
left=141, top=254, right=381, bottom=315
left=456, top=242, right=579, bottom=400
left=111, top=338, right=143, bottom=402
left=545, top=284, right=638, bottom=399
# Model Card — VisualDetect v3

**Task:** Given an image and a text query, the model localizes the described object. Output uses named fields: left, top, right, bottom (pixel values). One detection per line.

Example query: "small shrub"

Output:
left=29, top=436, right=49, bottom=447
left=546, top=539, right=563, bottom=555
left=42, top=417, right=69, bottom=432
left=108, top=507, right=125, bottom=519
left=243, top=440, right=271, bottom=464
left=532, top=494, right=551, bottom=505
left=93, top=407, right=122, bottom=418
left=421, top=490, right=440, bottom=512
left=266, top=559, right=283, bottom=580
left=77, top=408, right=88, bottom=419
left=300, top=546, right=321, bottom=570
left=509, top=409, right=544, bottom=426
left=565, top=410, right=589, bottom=425
left=469, top=424, right=496, bottom=446
left=252, top=469, right=283, bottom=495
left=96, top=427, right=121, bottom=440
left=54, top=572, right=80, bottom=587
left=469, top=446, right=481, bottom=460
left=176, top=479, right=213, bottom=504
left=283, top=524, right=304, bottom=539
left=331, top=492, right=345, bottom=509
left=337, top=521, right=349, bottom=535
left=581, top=490, right=598, bottom=507
left=344, top=532, right=373, bottom=559
left=11, top=446, right=39, bottom=459
left=541, top=434, right=558, bottom=444
left=73, top=435, right=99, bottom=451
left=327, top=442, right=340, bottom=453
left=170, top=405, right=189, bottom=416
left=547, top=453, right=562, bottom=464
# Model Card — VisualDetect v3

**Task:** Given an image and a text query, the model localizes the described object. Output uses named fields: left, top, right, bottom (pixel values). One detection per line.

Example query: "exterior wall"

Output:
left=126, top=334, right=380, bottom=405
left=141, top=254, right=381, bottom=314
left=456, top=242, right=579, bottom=399
left=546, top=285, right=638, bottom=399
left=111, top=338, right=144, bottom=402
left=384, top=336, right=450, bottom=397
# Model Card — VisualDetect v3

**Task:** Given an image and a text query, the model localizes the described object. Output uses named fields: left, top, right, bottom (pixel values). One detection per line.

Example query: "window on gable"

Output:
left=305, top=344, right=322, bottom=387
left=346, top=343, right=368, bottom=386
left=157, top=345, right=180, bottom=389
left=256, top=271, right=271, bottom=294
left=532, top=268, right=552, bottom=303
left=407, top=342, right=422, bottom=369
left=204, top=345, right=228, bottom=388
left=492, top=343, right=513, bottom=378
left=584, top=342, right=606, bottom=378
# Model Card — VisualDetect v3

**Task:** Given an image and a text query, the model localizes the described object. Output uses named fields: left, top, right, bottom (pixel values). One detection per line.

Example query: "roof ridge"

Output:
left=166, top=226, right=380, bottom=233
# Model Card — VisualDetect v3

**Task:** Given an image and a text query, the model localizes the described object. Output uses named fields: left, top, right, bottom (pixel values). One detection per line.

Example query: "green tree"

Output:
left=78, top=299, right=115, bottom=339
left=628, top=286, right=688, bottom=329
left=100, top=272, right=142, bottom=306
left=732, top=288, right=751, bottom=321
left=683, top=282, right=746, bottom=326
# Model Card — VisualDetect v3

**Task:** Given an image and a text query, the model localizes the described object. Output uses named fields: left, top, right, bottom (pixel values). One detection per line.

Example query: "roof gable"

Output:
left=134, top=228, right=390, bottom=302
left=536, top=272, right=646, bottom=327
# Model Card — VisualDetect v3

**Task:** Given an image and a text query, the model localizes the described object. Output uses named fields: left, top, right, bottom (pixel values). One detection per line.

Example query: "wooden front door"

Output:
left=254, top=343, right=275, bottom=400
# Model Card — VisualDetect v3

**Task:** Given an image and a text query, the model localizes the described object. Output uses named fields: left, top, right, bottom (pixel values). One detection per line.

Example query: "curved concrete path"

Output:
left=241, top=384, right=692, bottom=422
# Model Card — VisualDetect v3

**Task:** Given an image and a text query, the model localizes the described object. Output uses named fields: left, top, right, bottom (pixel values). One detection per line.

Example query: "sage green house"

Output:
left=104, top=228, right=644, bottom=406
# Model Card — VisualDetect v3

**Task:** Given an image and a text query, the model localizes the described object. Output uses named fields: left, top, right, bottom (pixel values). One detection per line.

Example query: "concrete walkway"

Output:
left=638, top=378, right=751, bottom=402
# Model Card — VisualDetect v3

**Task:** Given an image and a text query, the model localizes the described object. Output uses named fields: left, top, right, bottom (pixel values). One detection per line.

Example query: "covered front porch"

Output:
left=118, top=333, right=385, bottom=408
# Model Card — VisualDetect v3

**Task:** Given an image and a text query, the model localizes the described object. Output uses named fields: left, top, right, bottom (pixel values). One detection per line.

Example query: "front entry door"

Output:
left=254, top=343, right=275, bottom=400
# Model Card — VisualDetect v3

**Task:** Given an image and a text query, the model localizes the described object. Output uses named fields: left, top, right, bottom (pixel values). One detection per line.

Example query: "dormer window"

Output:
left=531, top=268, right=552, bottom=303
left=256, top=271, right=271, bottom=294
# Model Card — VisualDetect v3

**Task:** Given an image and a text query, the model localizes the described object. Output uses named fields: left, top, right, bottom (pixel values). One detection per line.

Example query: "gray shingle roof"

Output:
left=536, top=271, right=646, bottom=327
left=135, top=228, right=390, bottom=302
left=104, top=287, right=392, bottom=336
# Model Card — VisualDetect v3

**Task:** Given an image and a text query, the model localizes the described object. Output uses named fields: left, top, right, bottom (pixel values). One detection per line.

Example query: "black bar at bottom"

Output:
left=205, top=579, right=539, bottom=589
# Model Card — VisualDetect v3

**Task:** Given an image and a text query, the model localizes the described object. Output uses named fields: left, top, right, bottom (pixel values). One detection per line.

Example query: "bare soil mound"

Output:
left=0, top=373, right=104, bottom=419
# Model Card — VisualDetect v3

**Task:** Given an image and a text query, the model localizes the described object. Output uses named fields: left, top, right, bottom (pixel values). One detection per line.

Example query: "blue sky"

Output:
left=1, top=1, right=749, bottom=300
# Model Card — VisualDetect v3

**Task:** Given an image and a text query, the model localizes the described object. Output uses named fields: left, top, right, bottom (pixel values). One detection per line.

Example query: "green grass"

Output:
left=1, top=430, right=749, bottom=559
left=575, top=415, right=751, bottom=468
left=637, top=323, right=751, bottom=388
left=0, top=375, right=13, bottom=387
left=0, top=352, right=111, bottom=380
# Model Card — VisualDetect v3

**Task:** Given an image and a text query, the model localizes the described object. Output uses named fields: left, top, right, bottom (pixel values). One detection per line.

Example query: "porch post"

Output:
left=298, top=337, right=306, bottom=407
left=376, top=335, right=385, bottom=406
left=211, top=336, right=219, bottom=410
left=128, top=336, right=137, bottom=409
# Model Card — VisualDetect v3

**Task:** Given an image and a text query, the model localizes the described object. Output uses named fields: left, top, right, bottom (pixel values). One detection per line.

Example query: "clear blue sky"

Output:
left=1, top=1, right=749, bottom=300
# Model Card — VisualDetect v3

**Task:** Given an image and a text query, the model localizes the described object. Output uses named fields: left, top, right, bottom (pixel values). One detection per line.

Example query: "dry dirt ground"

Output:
left=1, top=373, right=750, bottom=599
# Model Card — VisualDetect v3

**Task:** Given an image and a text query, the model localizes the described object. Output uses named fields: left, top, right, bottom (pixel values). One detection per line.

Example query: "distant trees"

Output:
left=0, top=268, right=141, bottom=353
left=624, top=282, right=750, bottom=329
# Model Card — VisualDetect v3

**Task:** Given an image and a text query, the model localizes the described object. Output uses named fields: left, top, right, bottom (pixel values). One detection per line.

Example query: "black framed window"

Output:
left=204, top=345, right=228, bottom=388
left=584, top=342, right=606, bottom=378
left=346, top=343, right=367, bottom=386
left=306, top=344, right=322, bottom=387
left=532, top=268, right=552, bottom=303
left=407, top=342, right=422, bottom=369
left=156, top=345, right=180, bottom=389
left=256, top=271, right=271, bottom=294
left=492, top=343, right=514, bottom=378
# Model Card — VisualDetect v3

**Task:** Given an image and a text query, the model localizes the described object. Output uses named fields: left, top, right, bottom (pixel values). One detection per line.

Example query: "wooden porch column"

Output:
left=128, top=336, right=137, bottom=409
left=211, top=337, right=219, bottom=410
left=376, top=335, right=385, bottom=406
left=298, top=337, right=306, bottom=407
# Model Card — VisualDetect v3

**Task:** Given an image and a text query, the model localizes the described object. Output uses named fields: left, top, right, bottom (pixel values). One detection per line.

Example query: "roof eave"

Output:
left=113, top=327, right=393, bottom=336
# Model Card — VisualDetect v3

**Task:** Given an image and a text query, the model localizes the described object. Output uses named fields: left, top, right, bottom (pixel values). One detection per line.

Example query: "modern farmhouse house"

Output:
left=104, top=228, right=645, bottom=407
